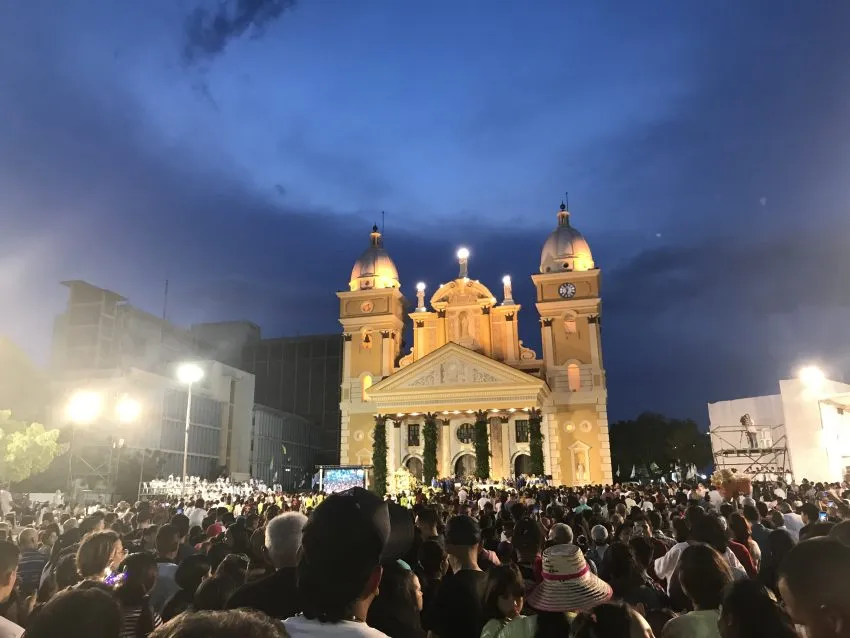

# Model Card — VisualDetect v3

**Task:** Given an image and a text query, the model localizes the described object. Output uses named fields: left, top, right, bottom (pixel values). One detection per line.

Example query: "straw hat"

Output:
left=526, top=544, right=612, bottom=612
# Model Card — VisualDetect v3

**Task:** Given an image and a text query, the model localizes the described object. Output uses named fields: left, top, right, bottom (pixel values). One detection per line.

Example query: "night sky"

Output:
left=2, top=1, right=850, bottom=424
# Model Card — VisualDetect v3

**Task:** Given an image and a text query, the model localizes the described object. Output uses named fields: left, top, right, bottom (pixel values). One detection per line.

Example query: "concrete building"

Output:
left=49, top=281, right=317, bottom=485
left=708, top=376, right=850, bottom=483
left=251, top=405, right=320, bottom=489
left=241, top=335, right=342, bottom=466
left=339, top=202, right=611, bottom=487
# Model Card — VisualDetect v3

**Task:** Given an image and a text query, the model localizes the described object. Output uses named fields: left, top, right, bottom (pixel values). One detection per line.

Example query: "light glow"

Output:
left=502, top=275, right=511, bottom=286
left=416, top=282, right=426, bottom=292
left=115, top=396, right=141, bottom=424
left=799, top=365, right=826, bottom=391
left=66, top=391, right=103, bottom=424
left=176, top=362, right=204, bottom=385
left=456, top=247, right=470, bottom=260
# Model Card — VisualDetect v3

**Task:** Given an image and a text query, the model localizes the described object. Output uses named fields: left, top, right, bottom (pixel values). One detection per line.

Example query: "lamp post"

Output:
left=176, top=363, right=204, bottom=500
left=65, top=390, right=104, bottom=492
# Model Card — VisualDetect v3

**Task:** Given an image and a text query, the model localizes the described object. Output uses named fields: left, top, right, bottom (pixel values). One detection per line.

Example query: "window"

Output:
left=515, top=420, right=529, bottom=443
left=408, top=423, right=420, bottom=447
left=567, top=364, right=581, bottom=392
left=457, top=423, right=474, bottom=444
left=758, top=428, right=773, bottom=449
left=362, top=375, right=373, bottom=400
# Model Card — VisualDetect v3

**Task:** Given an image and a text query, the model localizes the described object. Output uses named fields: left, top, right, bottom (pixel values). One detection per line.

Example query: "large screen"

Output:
left=322, top=468, right=366, bottom=493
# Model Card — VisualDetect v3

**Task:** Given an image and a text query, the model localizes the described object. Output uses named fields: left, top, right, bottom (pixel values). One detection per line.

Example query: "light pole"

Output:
left=65, top=390, right=104, bottom=493
left=177, top=363, right=204, bottom=500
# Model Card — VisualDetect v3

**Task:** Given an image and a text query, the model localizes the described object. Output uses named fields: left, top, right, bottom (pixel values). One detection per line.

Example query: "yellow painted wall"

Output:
left=347, top=412, right=375, bottom=466
left=552, top=405, right=603, bottom=485
left=537, top=276, right=600, bottom=303
left=552, top=316, right=592, bottom=366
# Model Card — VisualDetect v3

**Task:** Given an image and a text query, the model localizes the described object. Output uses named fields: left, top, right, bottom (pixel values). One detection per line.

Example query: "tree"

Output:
left=0, top=411, right=61, bottom=484
left=528, top=409, right=545, bottom=476
left=610, top=412, right=712, bottom=480
left=371, top=415, right=388, bottom=497
left=473, top=411, right=490, bottom=480
left=423, top=414, right=438, bottom=484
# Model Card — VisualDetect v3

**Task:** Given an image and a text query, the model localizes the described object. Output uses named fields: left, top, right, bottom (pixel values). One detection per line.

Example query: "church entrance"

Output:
left=454, top=454, right=476, bottom=478
left=405, top=457, right=423, bottom=481
left=514, top=453, right=531, bottom=477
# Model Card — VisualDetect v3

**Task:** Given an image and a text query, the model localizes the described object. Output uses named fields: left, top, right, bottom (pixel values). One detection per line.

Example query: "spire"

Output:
left=557, top=194, right=571, bottom=227
left=370, top=224, right=382, bottom=247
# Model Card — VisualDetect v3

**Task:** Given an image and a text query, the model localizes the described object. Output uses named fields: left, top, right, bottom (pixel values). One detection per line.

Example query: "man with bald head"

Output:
left=779, top=537, right=850, bottom=638
left=16, top=528, right=47, bottom=596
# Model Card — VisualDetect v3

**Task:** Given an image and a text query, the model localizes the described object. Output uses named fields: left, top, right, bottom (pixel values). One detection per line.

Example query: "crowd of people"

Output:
left=0, top=476, right=847, bottom=638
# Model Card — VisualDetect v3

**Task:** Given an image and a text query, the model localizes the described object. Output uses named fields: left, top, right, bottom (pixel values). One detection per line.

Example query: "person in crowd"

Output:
left=284, top=487, right=389, bottom=638
left=586, top=525, right=610, bottom=576
left=185, top=499, right=207, bottom=530
left=169, top=514, right=196, bottom=563
left=161, top=554, right=212, bottom=621
left=149, top=524, right=181, bottom=613
left=546, top=523, right=573, bottom=547
left=571, top=602, right=655, bottom=638
left=778, top=537, right=850, bottom=638
left=16, top=528, right=48, bottom=598
left=214, top=553, right=249, bottom=589
left=76, top=530, right=124, bottom=583
left=480, top=564, right=524, bottom=638
left=226, top=511, right=307, bottom=619
left=192, top=576, right=239, bottom=612
left=606, top=541, right=666, bottom=611
left=0, top=542, right=21, bottom=638
left=149, top=609, right=289, bottom=638
left=23, top=587, right=122, bottom=638
left=114, top=552, right=163, bottom=638
left=424, top=515, right=487, bottom=638
left=367, top=559, right=424, bottom=638
left=717, top=579, right=797, bottom=638
left=415, top=508, right=443, bottom=548
left=776, top=502, right=804, bottom=541
left=416, top=539, right=447, bottom=618
left=510, top=518, right=542, bottom=592
left=758, top=528, right=795, bottom=597
left=660, top=544, right=732, bottom=638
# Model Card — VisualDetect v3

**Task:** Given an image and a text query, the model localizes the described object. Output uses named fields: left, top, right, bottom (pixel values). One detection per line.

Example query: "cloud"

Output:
left=182, top=0, right=296, bottom=64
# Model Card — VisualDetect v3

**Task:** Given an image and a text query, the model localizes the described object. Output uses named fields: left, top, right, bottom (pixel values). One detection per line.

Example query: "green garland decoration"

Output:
left=528, top=408, right=545, bottom=476
left=423, top=413, right=438, bottom=484
left=474, top=410, right=491, bottom=480
left=372, top=415, right=388, bottom=496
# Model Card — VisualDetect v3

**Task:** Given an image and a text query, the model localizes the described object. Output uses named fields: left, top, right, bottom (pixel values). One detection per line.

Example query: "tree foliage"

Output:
left=528, top=409, right=545, bottom=476
left=0, top=411, right=62, bottom=484
left=371, top=415, right=388, bottom=497
left=423, top=414, right=438, bottom=484
left=473, top=411, right=490, bottom=480
left=609, top=412, right=712, bottom=480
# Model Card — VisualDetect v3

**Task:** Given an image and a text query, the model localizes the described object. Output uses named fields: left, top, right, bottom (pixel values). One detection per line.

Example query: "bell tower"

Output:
left=531, top=200, right=611, bottom=485
left=337, top=225, right=406, bottom=465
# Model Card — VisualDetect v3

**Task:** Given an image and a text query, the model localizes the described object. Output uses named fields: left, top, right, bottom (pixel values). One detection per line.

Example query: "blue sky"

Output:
left=2, top=1, right=850, bottom=422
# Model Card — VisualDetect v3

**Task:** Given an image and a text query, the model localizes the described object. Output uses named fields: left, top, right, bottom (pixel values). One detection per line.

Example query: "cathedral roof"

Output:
left=349, top=225, right=400, bottom=291
left=539, top=202, right=595, bottom=273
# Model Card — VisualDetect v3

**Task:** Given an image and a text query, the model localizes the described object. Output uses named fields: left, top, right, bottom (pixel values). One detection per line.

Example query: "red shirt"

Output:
left=728, top=539, right=757, bottom=578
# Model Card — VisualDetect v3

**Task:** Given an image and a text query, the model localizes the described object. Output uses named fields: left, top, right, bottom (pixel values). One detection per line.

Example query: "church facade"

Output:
left=337, top=203, right=612, bottom=487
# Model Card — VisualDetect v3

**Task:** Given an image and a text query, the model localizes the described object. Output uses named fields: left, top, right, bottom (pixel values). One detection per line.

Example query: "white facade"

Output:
left=708, top=377, right=850, bottom=483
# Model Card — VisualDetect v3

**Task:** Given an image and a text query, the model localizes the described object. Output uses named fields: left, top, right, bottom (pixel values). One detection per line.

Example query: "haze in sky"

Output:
left=2, top=0, right=850, bottom=422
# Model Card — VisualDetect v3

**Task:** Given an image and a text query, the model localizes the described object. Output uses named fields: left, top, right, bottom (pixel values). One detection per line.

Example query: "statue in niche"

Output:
left=575, top=451, right=587, bottom=483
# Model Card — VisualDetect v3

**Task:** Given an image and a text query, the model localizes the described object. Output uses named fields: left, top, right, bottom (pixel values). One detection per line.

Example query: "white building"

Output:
left=708, top=377, right=850, bottom=483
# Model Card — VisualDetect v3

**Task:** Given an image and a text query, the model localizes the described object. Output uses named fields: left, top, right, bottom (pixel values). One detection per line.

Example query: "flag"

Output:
left=281, top=444, right=287, bottom=456
left=269, top=457, right=274, bottom=472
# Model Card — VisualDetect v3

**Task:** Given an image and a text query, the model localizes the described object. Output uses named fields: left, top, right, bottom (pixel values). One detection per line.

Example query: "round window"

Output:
left=457, top=423, right=474, bottom=444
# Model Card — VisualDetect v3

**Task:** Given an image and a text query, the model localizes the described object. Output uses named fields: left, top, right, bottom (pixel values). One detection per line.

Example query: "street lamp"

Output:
left=176, top=363, right=204, bottom=499
left=115, top=396, right=141, bottom=424
left=66, top=391, right=103, bottom=425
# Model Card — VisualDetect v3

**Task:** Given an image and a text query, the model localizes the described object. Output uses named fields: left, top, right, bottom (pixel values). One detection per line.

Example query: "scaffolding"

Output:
left=710, top=417, right=792, bottom=481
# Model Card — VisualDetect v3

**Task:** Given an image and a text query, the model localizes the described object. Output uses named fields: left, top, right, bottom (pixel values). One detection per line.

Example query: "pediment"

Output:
left=368, top=342, right=546, bottom=397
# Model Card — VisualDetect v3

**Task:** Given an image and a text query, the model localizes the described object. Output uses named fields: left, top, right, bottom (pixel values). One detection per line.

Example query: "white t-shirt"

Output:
left=458, top=489, right=468, bottom=503
left=0, top=616, right=23, bottom=638
left=661, top=609, right=720, bottom=638
left=187, top=507, right=207, bottom=529
left=0, top=491, right=12, bottom=516
left=284, top=615, right=390, bottom=638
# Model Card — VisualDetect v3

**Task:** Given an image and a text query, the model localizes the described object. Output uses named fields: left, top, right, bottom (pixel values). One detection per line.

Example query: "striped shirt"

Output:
left=119, top=604, right=162, bottom=638
left=17, top=550, right=48, bottom=595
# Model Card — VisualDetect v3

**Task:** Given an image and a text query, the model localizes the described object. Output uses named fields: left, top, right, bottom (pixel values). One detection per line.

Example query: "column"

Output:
left=489, top=417, right=503, bottom=479
left=342, top=333, right=353, bottom=382
left=381, top=330, right=392, bottom=376
left=587, top=316, right=601, bottom=370
left=544, top=412, right=560, bottom=483
left=387, top=418, right=397, bottom=484
left=437, top=310, right=447, bottom=347
left=540, top=318, right=555, bottom=367
left=505, top=313, right=518, bottom=361
left=440, top=419, right=451, bottom=477
left=340, top=409, right=350, bottom=464
left=500, top=417, right=511, bottom=479
left=597, top=402, right=613, bottom=482
left=541, top=412, right=552, bottom=477
left=414, top=320, right=425, bottom=361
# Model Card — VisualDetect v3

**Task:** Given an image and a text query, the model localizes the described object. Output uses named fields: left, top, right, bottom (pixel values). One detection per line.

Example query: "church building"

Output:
left=337, top=202, right=612, bottom=487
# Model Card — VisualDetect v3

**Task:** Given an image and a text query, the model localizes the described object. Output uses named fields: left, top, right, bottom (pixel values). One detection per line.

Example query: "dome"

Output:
left=539, top=203, right=595, bottom=273
left=349, top=225, right=400, bottom=291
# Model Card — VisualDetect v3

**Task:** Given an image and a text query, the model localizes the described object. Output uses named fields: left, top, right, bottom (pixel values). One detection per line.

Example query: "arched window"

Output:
left=362, top=375, right=373, bottom=400
left=567, top=364, right=581, bottom=392
left=457, top=423, right=474, bottom=444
